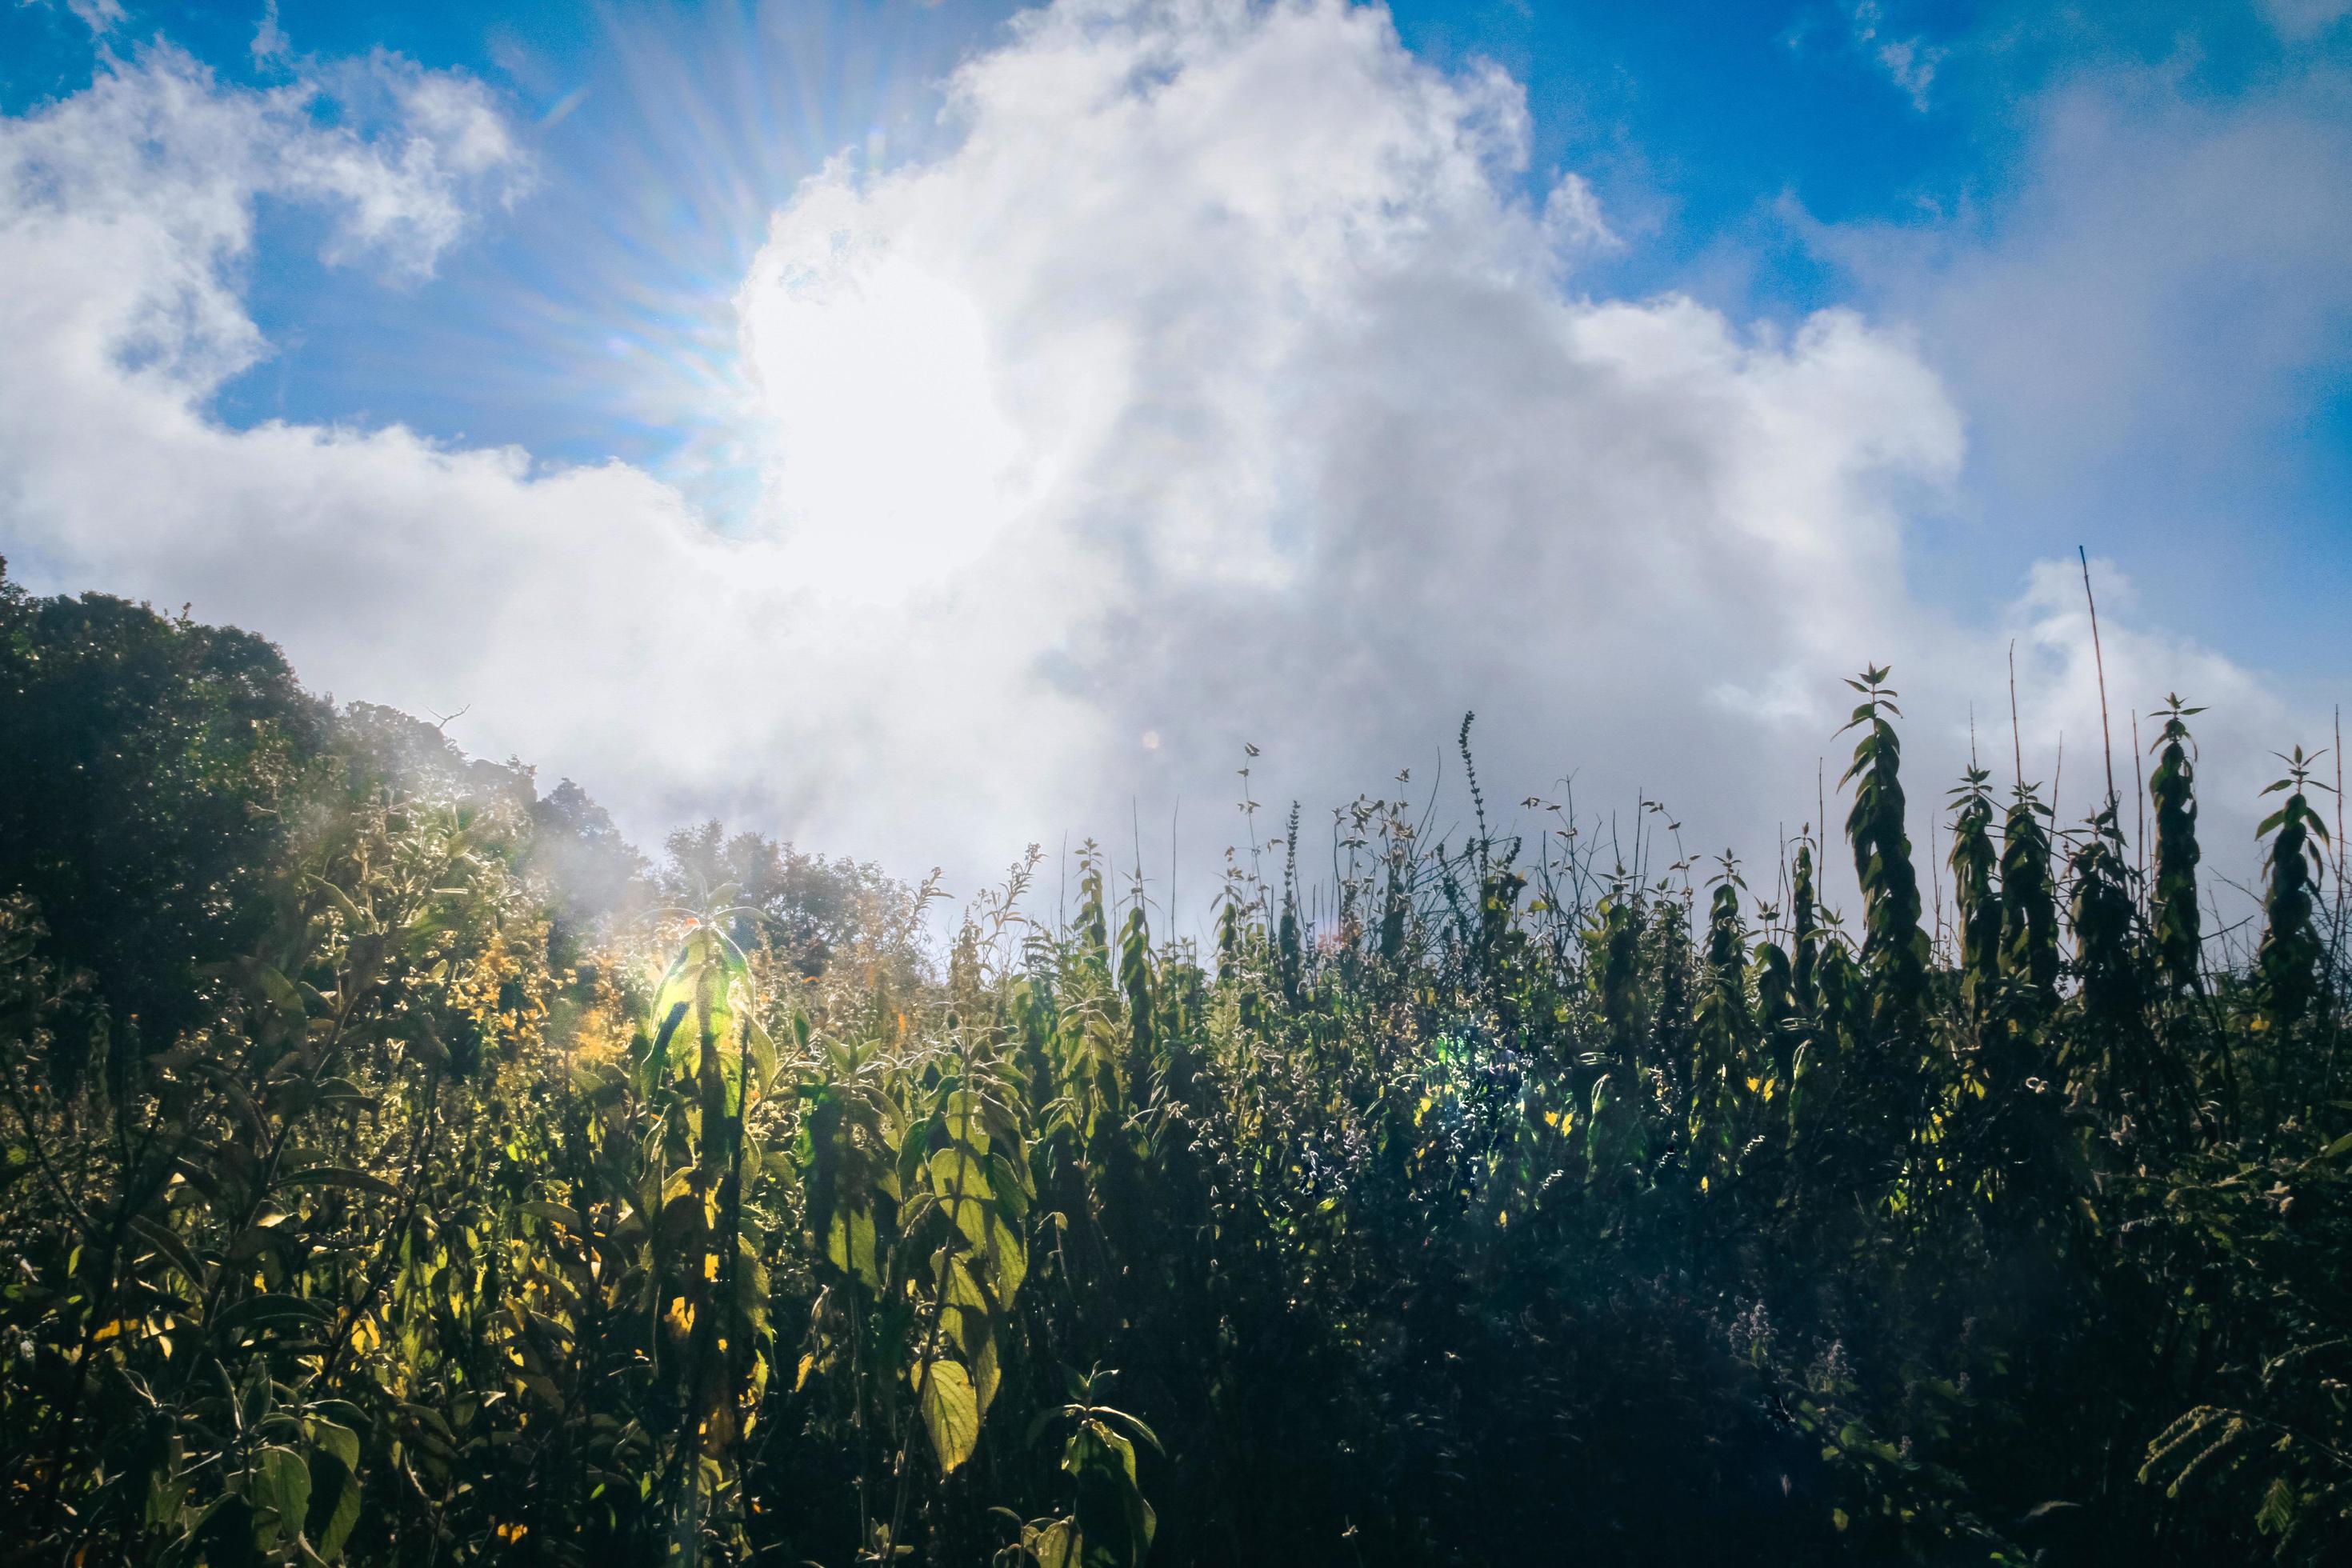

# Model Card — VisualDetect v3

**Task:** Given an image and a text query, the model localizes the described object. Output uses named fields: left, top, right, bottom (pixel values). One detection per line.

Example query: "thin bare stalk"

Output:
left=2079, top=546, right=2118, bottom=812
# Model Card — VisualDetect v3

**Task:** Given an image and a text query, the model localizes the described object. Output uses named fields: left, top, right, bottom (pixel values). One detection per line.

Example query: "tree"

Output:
left=0, top=562, right=328, bottom=1074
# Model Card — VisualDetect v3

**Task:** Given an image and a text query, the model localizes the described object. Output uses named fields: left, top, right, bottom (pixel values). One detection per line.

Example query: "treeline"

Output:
left=1, top=566, right=2347, bottom=1566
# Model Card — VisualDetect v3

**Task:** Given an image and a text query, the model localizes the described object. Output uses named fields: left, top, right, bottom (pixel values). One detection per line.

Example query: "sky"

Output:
left=2, top=0, right=2348, bottom=921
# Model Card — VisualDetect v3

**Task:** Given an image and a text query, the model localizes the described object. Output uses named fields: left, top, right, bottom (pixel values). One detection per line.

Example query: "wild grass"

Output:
left=2, top=567, right=2349, bottom=1566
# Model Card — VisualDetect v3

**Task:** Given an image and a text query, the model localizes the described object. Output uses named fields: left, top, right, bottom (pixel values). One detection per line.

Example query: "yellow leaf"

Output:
left=915, top=1358, right=981, bottom=1474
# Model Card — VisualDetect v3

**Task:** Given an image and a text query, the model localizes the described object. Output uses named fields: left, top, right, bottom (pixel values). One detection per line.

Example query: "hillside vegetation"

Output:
left=2, top=566, right=2348, bottom=1566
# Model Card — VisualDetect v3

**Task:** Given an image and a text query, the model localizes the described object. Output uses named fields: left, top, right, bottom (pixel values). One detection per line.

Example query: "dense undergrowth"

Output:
left=2, top=566, right=2350, bottom=1566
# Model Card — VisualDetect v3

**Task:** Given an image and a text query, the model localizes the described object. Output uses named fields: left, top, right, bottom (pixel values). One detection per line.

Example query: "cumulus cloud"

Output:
left=0, top=42, right=526, bottom=400
left=0, top=2, right=2310, bottom=922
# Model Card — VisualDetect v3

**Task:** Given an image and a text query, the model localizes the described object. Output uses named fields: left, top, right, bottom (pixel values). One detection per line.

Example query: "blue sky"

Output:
left=0, top=0, right=2346, bottom=894
left=8, top=0, right=2345, bottom=670
left=15, top=1, right=2010, bottom=464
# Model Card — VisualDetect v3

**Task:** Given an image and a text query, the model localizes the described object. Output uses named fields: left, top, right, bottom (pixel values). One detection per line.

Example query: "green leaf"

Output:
left=304, top=1414, right=358, bottom=1467
left=521, top=1199, right=585, bottom=1232
left=982, top=1207, right=1027, bottom=1302
left=129, top=1214, right=207, bottom=1290
left=971, top=1326, right=1001, bottom=1420
left=916, top=1358, right=981, bottom=1474
left=229, top=1214, right=293, bottom=1260
left=248, top=964, right=306, bottom=1018
left=282, top=1166, right=401, bottom=1199
left=826, top=1203, right=878, bottom=1290
left=931, top=1145, right=993, bottom=1208
left=211, top=1294, right=335, bottom=1340
left=651, top=999, right=692, bottom=1078
left=649, top=927, right=750, bottom=1086
left=2257, top=1474, right=2298, bottom=1537
left=1068, top=1422, right=1155, bottom=1567
left=937, top=1253, right=1001, bottom=1413
left=933, top=1148, right=1026, bottom=1302
left=1026, top=1518, right=1080, bottom=1568
left=316, top=880, right=368, bottom=929
left=1094, top=1406, right=1164, bottom=1456
left=254, top=1444, right=311, bottom=1544
left=303, top=1426, right=363, bottom=1561
left=986, top=1150, right=1034, bottom=1216
left=746, top=1017, right=778, bottom=1101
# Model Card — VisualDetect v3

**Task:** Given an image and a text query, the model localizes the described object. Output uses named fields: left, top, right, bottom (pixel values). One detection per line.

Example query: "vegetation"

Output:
left=2, top=562, right=2349, bottom=1566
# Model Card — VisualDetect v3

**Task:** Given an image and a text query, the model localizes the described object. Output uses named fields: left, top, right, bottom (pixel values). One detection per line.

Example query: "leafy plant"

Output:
left=2, top=565, right=2348, bottom=1566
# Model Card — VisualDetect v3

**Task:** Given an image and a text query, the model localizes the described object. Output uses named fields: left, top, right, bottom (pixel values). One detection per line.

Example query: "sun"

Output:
left=738, top=243, right=1028, bottom=604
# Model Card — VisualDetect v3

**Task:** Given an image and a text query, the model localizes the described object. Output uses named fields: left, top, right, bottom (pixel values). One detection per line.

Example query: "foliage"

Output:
left=3, top=574, right=2350, bottom=1566
left=0, top=563, right=330, bottom=1077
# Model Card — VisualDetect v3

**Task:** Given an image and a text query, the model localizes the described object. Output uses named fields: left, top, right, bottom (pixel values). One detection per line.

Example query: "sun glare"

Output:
left=740, top=250, right=1026, bottom=602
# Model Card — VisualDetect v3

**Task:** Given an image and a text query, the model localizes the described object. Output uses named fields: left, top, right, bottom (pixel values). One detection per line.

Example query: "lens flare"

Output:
left=386, top=2, right=1006, bottom=532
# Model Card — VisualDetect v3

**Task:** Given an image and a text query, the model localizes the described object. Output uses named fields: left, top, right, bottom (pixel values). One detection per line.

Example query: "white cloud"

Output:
left=1542, top=170, right=1619, bottom=256
left=0, top=43, right=526, bottom=404
left=1804, top=58, right=2352, bottom=687
left=252, top=2, right=290, bottom=65
left=46, top=0, right=126, bottom=38
left=1860, top=71, right=2352, bottom=455
left=0, top=2, right=2309, bottom=920
left=2262, top=0, right=2352, bottom=40
left=1847, top=2, right=1944, bottom=110
left=1791, top=2, right=1943, bottom=110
